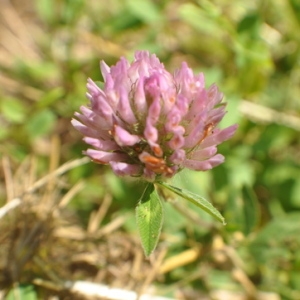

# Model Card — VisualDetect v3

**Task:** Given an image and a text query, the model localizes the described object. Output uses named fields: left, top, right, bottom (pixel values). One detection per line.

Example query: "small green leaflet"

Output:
left=157, top=181, right=226, bottom=225
left=136, top=183, right=164, bottom=256
left=6, top=285, right=38, bottom=300
left=95, top=81, right=104, bottom=89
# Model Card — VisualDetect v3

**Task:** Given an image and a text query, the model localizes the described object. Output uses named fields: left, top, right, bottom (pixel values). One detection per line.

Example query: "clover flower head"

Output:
left=72, top=51, right=237, bottom=181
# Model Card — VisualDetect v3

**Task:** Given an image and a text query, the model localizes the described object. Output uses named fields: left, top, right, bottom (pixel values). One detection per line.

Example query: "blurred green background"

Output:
left=1, top=0, right=300, bottom=299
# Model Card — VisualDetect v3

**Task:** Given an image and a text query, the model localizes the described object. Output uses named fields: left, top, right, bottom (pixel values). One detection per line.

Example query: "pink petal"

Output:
left=85, top=149, right=128, bottom=164
left=185, top=89, right=207, bottom=120
left=143, top=168, right=156, bottom=182
left=168, top=126, right=185, bottom=150
left=175, top=94, right=189, bottom=116
left=165, top=107, right=182, bottom=132
left=104, top=73, right=114, bottom=91
left=189, top=146, right=217, bottom=160
left=129, top=57, right=150, bottom=80
left=83, top=137, right=119, bottom=151
left=184, top=121, right=205, bottom=149
left=75, top=108, right=111, bottom=132
left=147, top=96, right=161, bottom=125
left=113, top=125, right=140, bottom=147
left=86, top=79, right=115, bottom=125
left=86, top=78, right=104, bottom=96
left=207, top=105, right=227, bottom=124
left=117, top=87, right=137, bottom=124
left=169, top=149, right=186, bottom=164
left=134, top=77, right=147, bottom=116
left=144, top=120, right=158, bottom=144
left=100, top=61, right=111, bottom=81
left=185, top=102, right=207, bottom=127
left=183, top=154, right=225, bottom=171
left=110, top=162, right=141, bottom=176
left=207, top=84, right=223, bottom=108
left=174, top=62, right=194, bottom=93
left=111, top=57, right=130, bottom=77
left=144, top=74, right=161, bottom=98
left=71, top=119, right=99, bottom=138
left=201, top=124, right=238, bottom=148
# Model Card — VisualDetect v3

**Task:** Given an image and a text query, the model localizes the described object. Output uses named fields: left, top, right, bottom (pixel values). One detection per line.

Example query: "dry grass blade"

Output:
left=2, top=156, right=14, bottom=201
left=87, top=194, right=112, bottom=234
left=138, top=248, right=168, bottom=298
left=0, top=154, right=89, bottom=294
left=17, top=156, right=90, bottom=199
left=0, top=154, right=167, bottom=299
left=0, top=198, right=21, bottom=219
left=0, top=0, right=40, bottom=61
left=159, top=247, right=201, bottom=274
left=58, top=181, right=85, bottom=208
left=239, top=100, right=300, bottom=131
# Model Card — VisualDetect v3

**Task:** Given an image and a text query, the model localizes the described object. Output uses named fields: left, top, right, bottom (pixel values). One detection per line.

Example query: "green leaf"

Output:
left=126, top=0, right=162, bottom=24
left=35, top=0, right=55, bottom=24
left=37, top=87, right=64, bottom=108
left=6, top=285, right=38, bottom=300
left=179, top=3, right=223, bottom=36
left=25, top=109, right=56, bottom=138
left=158, top=181, right=225, bottom=225
left=242, top=185, right=260, bottom=235
left=1, top=97, right=28, bottom=124
left=249, top=213, right=300, bottom=266
left=95, top=81, right=104, bottom=89
left=136, top=183, right=164, bottom=256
